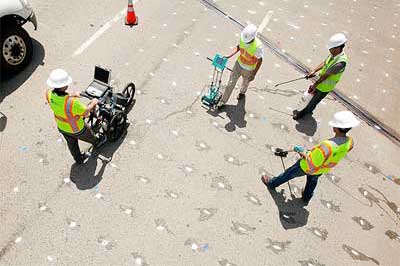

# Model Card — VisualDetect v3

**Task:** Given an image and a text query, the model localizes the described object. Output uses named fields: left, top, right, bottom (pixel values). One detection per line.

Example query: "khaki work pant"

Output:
left=220, top=61, right=254, bottom=104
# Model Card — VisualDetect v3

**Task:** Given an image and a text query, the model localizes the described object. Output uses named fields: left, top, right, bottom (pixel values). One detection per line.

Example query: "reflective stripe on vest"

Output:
left=317, top=52, right=348, bottom=93
left=300, top=138, right=352, bottom=175
left=237, top=38, right=262, bottom=70
left=47, top=90, right=84, bottom=134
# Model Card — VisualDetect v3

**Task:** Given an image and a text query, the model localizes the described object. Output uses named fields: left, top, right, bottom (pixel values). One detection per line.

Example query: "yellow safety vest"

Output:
left=317, top=52, right=348, bottom=92
left=238, top=38, right=262, bottom=71
left=300, top=137, right=353, bottom=175
left=46, top=90, right=86, bottom=134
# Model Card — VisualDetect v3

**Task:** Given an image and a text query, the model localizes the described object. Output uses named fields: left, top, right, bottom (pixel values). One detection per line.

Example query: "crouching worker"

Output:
left=45, top=69, right=106, bottom=164
left=261, top=111, right=359, bottom=204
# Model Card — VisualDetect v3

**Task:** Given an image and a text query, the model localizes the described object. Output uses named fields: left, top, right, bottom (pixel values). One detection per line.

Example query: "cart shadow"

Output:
left=206, top=96, right=247, bottom=132
left=0, top=38, right=45, bottom=105
left=69, top=127, right=128, bottom=190
left=267, top=188, right=309, bottom=229
left=294, top=114, right=317, bottom=136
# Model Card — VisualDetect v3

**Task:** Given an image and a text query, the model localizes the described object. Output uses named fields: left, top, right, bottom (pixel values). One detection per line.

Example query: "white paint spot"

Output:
left=195, top=52, right=200, bottom=56
left=314, top=230, right=322, bottom=236
left=13, top=186, right=19, bottom=192
left=248, top=10, right=257, bottom=15
left=351, top=249, right=359, bottom=256
left=145, top=119, right=152, bottom=124
left=47, top=256, right=54, bottom=262
left=172, top=81, right=177, bottom=86
left=95, top=193, right=104, bottom=199
left=157, top=154, right=164, bottom=160
left=125, top=209, right=133, bottom=215
left=69, top=221, right=77, bottom=228
left=272, top=245, right=282, bottom=250
left=218, top=182, right=225, bottom=188
left=172, top=130, right=179, bottom=136
left=162, top=58, right=168, bottom=62
left=110, top=163, right=117, bottom=168
left=163, top=23, right=168, bottom=27
left=149, top=72, right=155, bottom=76
left=15, top=237, right=22, bottom=243
left=129, top=140, right=136, bottom=145
left=139, top=48, right=144, bottom=53
left=191, top=243, right=199, bottom=250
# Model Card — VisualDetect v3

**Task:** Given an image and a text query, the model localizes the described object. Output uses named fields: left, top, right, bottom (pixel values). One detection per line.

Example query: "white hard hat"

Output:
left=241, top=24, right=257, bottom=43
left=329, top=111, right=360, bottom=128
left=327, top=33, right=347, bottom=49
left=46, top=69, right=72, bottom=88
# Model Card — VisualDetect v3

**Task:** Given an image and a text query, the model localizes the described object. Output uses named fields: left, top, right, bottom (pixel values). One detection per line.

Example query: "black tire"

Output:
left=106, top=111, right=127, bottom=142
left=1, top=25, right=33, bottom=73
left=122, top=82, right=135, bottom=107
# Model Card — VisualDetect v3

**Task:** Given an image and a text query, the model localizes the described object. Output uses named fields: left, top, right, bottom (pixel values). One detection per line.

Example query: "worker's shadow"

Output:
left=295, top=114, right=317, bottom=136
left=223, top=96, right=247, bottom=132
left=267, top=188, right=309, bottom=230
left=69, top=129, right=128, bottom=190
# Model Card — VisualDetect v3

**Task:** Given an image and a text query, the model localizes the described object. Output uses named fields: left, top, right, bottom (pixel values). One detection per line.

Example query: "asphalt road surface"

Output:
left=1, top=0, right=399, bottom=265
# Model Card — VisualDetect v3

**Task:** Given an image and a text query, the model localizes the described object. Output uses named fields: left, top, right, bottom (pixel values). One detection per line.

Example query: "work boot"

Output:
left=261, top=175, right=275, bottom=190
left=216, top=101, right=224, bottom=109
left=237, top=93, right=245, bottom=100
left=292, top=110, right=303, bottom=120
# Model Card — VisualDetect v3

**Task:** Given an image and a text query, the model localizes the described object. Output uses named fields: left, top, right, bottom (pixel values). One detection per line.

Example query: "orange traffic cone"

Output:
left=125, top=0, right=138, bottom=26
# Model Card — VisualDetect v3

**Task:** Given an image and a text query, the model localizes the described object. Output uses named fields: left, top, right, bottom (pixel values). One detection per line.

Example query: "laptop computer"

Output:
left=86, top=66, right=111, bottom=98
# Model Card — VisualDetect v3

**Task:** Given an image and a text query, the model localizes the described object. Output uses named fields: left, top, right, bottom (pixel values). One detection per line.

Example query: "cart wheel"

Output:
left=106, top=111, right=127, bottom=142
left=122, top=82, right=135, bottom=107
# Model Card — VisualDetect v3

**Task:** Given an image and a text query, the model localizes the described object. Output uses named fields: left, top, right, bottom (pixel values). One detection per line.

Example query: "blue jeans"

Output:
left=268, top=160, right=321, bottom=200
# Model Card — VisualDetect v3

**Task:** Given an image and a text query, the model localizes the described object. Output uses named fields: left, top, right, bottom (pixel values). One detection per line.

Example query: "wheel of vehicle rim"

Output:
left=122, top=82, right=135, bottom=107
left=1, top=25, right=33, bottom=73
left=106, top=111, right=127, bottom=142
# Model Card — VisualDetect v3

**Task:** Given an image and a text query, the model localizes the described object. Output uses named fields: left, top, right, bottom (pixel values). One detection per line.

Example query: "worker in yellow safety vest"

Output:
left=45, top=69, right=106, bottom=164
left=261, top=111, right=360, bottom=204
left=293, top=33, right=348, bottom=120
left=217, top=24, right=264, bottom=108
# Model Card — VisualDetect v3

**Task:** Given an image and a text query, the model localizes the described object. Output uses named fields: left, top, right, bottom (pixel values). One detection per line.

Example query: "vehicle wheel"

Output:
left=106, top=111, right=127, bottom=142
left=1, top=25, right=33, bottom=73
left=122, top=82, right=135, bottom=107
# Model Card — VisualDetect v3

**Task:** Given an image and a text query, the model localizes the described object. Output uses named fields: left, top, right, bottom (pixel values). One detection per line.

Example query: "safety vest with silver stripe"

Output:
left=300, top=137, right=353, bottom=175
left=238, top=38, right=262, bottom=71
left=46, top=90, right=85, bottom=134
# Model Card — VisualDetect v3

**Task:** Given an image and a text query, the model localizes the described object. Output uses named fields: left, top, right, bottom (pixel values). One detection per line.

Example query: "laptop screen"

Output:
left=94, top=66, right=110, bottom=84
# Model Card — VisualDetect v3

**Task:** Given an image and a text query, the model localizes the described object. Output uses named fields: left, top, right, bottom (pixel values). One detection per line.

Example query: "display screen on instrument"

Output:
left=94, top=66, right=110, bottom=84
